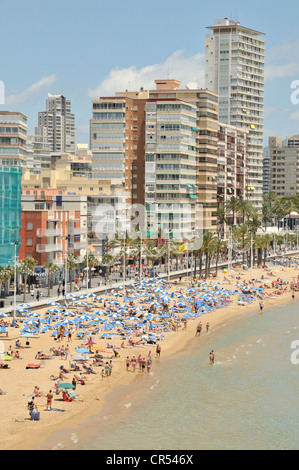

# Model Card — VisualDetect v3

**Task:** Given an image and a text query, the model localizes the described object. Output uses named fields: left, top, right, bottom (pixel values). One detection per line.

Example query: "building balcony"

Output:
left=36, top=228, right=62, bottom=237
left=34, top=195, right=53, bottom=202
left=36, top=243, right=62, bottom=253
left=70, top=241, right=87, bottom=250
left=68, top=227, right=87, bottom=236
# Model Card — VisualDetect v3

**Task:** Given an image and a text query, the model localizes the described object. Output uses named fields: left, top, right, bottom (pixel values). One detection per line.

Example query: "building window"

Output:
left=26, top=237, right=33, bottom=246
left=27, top=222, right=33, bottom=230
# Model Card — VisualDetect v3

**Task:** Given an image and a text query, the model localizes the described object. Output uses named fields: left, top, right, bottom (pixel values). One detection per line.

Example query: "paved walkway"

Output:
left=1, top=250, right=297, bottom=316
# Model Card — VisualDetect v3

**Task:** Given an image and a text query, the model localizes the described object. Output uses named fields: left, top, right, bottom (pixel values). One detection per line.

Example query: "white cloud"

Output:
left=265, top=39, right=299, bottom=81
left=88, top=50, right=205, bottom=99
left=6, top=74, right=57, bottom=105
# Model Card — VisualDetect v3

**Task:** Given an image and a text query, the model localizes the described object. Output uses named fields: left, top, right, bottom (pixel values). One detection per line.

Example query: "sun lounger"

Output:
left=0, top=327, right=8, bottom=337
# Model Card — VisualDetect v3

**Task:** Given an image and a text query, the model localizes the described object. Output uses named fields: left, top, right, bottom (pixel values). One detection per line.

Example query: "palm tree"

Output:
left=216, top=208, right=227, bottom=239
left=19, top=257, right=38, bottom=301
left=43, top=262, right=58, bottom=297
left=225, top=196, right=240, bottom=227
left=202, top=231, right=217, bottom=278
left=264, top=191, right=277, bottom=224
left=0, top=265, right=14, bottom=298
left=109, top=231, right=138, bottom=280
left=272, top=199, right=288, bottom=231
left=247, top=208, right=262, bottom=235
left=82, top=252, right=100, bottom=288
left=284, top=200, right=297, bottom=230
left=0, top=266, right=9, bottom=298
left=66, top=252, right=79, bottom=293
left=214, top=239, right=227, bottom=277
left=237, top=199, right=252, bottom=226
left=169, top=240, right=183, bottom=271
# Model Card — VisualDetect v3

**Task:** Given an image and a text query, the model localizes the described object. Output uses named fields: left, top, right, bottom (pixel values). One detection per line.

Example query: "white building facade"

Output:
left=205, top=18, right=265, bottom=208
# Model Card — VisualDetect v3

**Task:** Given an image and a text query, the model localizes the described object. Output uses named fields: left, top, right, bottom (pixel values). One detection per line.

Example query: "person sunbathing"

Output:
left=33, top=385, right=44, bottom=397
left=35, top=351, right=52, bottom=360
left=83, top=363, right=95, bottom=374
left=63, top=391, right=83, bottom=402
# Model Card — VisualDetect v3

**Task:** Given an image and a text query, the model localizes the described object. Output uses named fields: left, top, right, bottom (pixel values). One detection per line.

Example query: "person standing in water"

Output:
left=209, top=350, right=215, bottom=365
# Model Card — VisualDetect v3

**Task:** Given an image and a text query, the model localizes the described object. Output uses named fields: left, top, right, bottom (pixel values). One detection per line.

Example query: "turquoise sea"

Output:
left=39, top=299, right=299, bottom=450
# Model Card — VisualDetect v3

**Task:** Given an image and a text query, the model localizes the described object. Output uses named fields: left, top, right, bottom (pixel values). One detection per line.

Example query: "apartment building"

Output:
left=0, top=166, right=22, bottom=266
left=205, top=18, right=265, bottom=208
left=149, top=80, right=219, bottom=233
left=36, top=93, right=76, bottom=154
left=144, top=97, right=198, bottom=240
left=26, top=134, right=51, bottom=174
left=0, top=111, right=27, bottom=167
left=217, top=123, right=249, bottom=232
left=19, top=192, right=88, bottom=267
left=263, top=146, right=270, bottom=196
left=90, top=90, right=148, bottom=206
left=269, top=136, right=299, bottom=198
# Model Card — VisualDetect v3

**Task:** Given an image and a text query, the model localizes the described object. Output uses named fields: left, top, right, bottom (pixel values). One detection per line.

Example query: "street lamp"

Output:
left=250, top=231, right=253, bottom=282
left=10, top=239, right=19, bottom=327
left=163, top=229, right=172, bottom=282
left=64, top=235, right=69, bottom=297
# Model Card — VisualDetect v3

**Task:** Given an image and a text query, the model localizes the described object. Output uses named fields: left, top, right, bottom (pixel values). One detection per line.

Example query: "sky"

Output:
left=1, top=0, right=299, bottom=146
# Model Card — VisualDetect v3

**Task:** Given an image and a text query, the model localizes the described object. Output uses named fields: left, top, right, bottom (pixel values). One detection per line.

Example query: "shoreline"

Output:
left=1, top=262, right=299, bottom=450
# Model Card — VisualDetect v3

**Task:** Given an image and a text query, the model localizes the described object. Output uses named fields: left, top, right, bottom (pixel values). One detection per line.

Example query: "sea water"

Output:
left=40, top=300, right=299, bottom=450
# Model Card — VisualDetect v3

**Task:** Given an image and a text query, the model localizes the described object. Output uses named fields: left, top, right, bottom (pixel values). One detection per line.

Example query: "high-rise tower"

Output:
left=36, top=93, right=76, bottom=154
left=205, top=18, right=265, bottom=208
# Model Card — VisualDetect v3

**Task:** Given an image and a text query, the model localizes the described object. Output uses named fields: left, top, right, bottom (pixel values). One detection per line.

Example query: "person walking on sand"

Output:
left=195, top=322, right=202, bottom=336
left=27, top=396, right=35, bottom=418
left=259, top=300, right=264, bottom=311
left=156, top=344, right=161, bottom=358
left=209, top=350, right=215, bottom=365
left=46, top=390, right=53, bottom=411
left=206, top=322, right=210, bottom=333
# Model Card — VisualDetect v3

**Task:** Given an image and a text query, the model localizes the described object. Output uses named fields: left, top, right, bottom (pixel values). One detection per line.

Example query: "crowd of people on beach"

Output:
left=1, top=256, right=299, bottom=426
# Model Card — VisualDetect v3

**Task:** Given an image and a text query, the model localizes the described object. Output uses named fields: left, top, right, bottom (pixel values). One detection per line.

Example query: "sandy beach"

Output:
left=1, top=258, right=298, bottom=450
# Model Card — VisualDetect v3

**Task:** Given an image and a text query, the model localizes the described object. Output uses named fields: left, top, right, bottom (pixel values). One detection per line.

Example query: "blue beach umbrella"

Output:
left=75, top=348, right=90, bottom=354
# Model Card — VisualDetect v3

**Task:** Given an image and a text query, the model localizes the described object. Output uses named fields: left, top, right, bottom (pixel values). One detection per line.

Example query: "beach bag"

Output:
left=31, top=410, right=40, bottom=421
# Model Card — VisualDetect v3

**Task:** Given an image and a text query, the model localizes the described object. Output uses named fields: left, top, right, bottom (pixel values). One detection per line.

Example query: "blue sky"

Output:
left=1, top=0, right=299, bottom=145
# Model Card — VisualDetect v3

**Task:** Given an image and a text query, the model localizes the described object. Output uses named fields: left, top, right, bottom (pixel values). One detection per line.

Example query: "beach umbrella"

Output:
left=19, top=303, right=31, bottom=308
left=16, top=308, right=28, bottom=314
left=57, top=383, right=75, bottom=390
left=71, top=355, right=86, bottom=361
left=20, top=333, right=36, bottom=338
left=47, top=308, right=61, bottom=314
left=75, top=348, right=90, bottom=354
left=3, top=355, right=13, bottom=361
